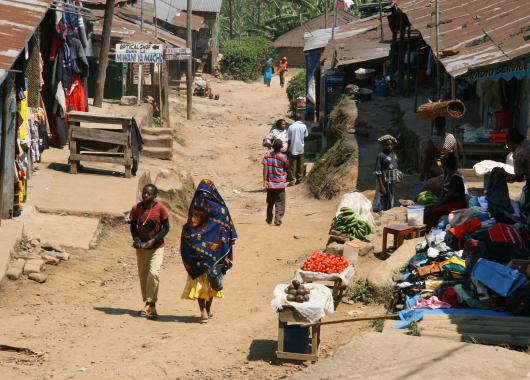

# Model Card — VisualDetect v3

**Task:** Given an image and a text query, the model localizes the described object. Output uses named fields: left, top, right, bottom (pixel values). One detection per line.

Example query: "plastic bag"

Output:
left=207, top=262, right=224, bottom=291
left=336, top=192, right=376, bottom=228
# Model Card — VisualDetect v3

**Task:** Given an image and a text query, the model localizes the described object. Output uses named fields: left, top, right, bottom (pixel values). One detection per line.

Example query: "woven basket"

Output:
left=417, top=99, right=466, bottom=120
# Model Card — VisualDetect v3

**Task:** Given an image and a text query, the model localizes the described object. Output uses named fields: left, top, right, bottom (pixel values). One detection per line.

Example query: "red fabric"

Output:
left=441, top=286, right=466, bottom=308
left=67, top=77, right=86, bottom=112
left=49, top=36, right=62, bottom=61
left=449, top=217, right=482, bottom=241
left=489, top=223, right=525, bottom=250
left=424, top=201, right=467, bottom=230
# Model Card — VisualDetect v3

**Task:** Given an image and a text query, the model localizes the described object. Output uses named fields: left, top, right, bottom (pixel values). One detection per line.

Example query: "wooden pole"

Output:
left=325, top=0, right=328, bottom=29
left=0, top=80, right=9, bottom=225
left=186, top=0, right=193, bottom=120
left=154, top=0, right=158, bottom=37
left=229, top=0, right=233, bottom=40
left=301, top=314, right=398, bottom=328
left=379, top=0, right=384, bottom=41
left=436, top=0, right=440, bottom=100
left=406, top=23, right=412, bottom=98
left=396, top=13, right=407, bottom=96
left=141, top=0, right=144, bottom=31
left=413, top=36, right=421, bottom=113
left=94, top=0, right=115, bottom=108
left=137, top=64, right=143, bottom=105
left=331, top=8, right=337, bottom=40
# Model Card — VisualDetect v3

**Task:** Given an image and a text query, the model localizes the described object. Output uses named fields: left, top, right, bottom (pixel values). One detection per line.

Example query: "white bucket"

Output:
left=343, top=241, right=361, bottom=265
left=407, top=205, right=425, bottom=226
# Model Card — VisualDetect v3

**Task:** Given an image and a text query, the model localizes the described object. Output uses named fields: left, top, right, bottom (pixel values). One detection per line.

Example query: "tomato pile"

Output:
left=301, top=252, right=349, bottom=274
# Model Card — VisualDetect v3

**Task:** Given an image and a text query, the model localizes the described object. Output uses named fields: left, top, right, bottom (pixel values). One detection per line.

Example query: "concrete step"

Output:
left=142, top=134, right=173, bottom=148
left=142, top=147, right=173, bottom=160
left=141, top=127, right=173, bottom=136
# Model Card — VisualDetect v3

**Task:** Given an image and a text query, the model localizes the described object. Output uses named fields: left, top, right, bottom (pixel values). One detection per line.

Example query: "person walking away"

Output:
left=423, top=153, right=467, bottom=230
left=262, top=139, right=289, bottom=226
left=263, top=54, right=275, bottom=87
left=130, top=184, right=170, bottom=318
left=373, top=135, right=402, bottom=212
left=420, top=117, right=459, bottom=181
left=276, top=57, right=288, bottom=88
left=181, top=179, right=238, bottom=323
left=286, top=114, right=308, bottom=186
left=263, top=119, right=289, bottom=153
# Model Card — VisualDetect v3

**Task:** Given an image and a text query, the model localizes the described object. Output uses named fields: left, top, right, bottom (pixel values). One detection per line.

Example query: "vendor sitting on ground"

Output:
left=420, top=167, right=445, bottom=197
left=424, top=152, right=466, bottom=230
left=420, top=117, right=459, bottom=181
left=497, top=129, right=528, bottom=204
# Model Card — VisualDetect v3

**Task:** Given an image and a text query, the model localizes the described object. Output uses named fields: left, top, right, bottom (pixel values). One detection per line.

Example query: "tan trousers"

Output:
left=136, top=247, right=164, bottom=303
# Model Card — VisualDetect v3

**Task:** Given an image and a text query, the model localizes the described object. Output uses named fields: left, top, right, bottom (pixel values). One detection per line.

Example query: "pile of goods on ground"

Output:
left=417, top=191, right=438, bottom=208
left=284, top=280, right=310, bottom=303
left=301, top=252, right=349, bottom=274
left=331, top=207, right=375, bottom=241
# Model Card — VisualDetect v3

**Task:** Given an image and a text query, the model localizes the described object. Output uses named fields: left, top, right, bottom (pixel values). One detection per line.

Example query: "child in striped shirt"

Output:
left=262, top=139, right=290, bottom=226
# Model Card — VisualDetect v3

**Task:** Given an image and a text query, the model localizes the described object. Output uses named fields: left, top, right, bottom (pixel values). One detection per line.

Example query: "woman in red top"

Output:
left=130, top=184, right=170, bottom=318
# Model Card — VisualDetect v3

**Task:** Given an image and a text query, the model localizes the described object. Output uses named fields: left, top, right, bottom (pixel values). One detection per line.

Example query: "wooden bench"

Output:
left=68, top=111, right=134, bottom=178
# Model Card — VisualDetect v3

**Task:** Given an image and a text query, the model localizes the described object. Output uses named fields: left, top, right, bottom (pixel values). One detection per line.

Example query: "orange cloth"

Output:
left=275, top=58, right=288, bottom=76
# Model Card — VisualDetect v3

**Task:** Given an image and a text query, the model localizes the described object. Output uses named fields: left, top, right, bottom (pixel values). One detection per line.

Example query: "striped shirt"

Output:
left=262, top=152, right=289, bottom=189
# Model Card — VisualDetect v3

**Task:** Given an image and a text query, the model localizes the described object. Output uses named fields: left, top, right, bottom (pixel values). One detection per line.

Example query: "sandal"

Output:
left=200, top=309, right=209, bottom=323
left=146, top=305, right=158, bottom=319
left=208, top=308, right=214, bottom=318
left=139, top=303, right=150, bottom=316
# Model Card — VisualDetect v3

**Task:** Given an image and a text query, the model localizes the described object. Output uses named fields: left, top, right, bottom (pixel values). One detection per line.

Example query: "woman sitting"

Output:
left=424, top=152, right=467, bottom=230
left=420, top=117, right=459, bottom=181
left=263, top=119, right=288, bottom=153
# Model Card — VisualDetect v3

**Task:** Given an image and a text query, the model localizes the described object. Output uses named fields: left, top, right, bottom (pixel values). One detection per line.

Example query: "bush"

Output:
left=286, top=69, right=306, bottom=115
left=221, top=37, right=272, bottom=82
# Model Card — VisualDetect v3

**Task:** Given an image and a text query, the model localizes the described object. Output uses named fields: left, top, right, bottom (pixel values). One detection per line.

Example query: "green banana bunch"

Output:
left=417, top=191, right=438, bottom=207
left=331, top=207, right=375, bottom=240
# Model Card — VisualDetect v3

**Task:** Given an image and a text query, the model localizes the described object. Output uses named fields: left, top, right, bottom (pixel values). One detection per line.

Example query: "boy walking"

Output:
left=262, top=139, right=289, bottom=226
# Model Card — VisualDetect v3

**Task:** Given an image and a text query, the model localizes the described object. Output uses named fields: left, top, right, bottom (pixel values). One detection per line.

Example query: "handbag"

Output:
left=207, top=261, right=225, bottom=291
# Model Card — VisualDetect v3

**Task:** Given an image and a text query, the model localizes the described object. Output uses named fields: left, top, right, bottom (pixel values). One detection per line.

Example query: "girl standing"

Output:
left=181, top=179, right=238, bottom=323
left=263, top=54, right=275, bottom=87
left=373, top=135, right=402, bottom=212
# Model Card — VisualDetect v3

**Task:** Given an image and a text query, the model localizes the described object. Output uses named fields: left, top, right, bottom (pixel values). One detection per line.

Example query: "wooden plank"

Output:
left=70, top=138, right=78, bottom=175
left=420, top=329, right=530, bottom=346
left=70, top=154, right=128, bottom=165
left=422, top=314, right=530, bottom=324
left=67, top=111, right=132, bottom=125
left=276, top=351, right=319, bottom=361
left=71, top=127, right=128, bottom=146
left=80, top=151, right=124, bottom=156
left=169, top=80, right=187, bottom=84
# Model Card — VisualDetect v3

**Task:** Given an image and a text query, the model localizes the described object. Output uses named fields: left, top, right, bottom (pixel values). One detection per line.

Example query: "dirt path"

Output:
left=0, top=79, right=382, bottom=380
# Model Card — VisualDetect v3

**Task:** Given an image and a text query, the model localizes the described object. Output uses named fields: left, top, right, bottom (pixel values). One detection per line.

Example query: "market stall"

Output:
left=455, top=131, right=507, bottom=168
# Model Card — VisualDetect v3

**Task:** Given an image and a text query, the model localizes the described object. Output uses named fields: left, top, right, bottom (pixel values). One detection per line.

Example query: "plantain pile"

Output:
left=331, top=207, right=375, bottom=241
left=417, top=191, right=438, bottom=207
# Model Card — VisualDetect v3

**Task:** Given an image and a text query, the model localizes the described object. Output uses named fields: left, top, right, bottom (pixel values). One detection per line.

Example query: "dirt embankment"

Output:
left=307, top=97, right=360, bottom=199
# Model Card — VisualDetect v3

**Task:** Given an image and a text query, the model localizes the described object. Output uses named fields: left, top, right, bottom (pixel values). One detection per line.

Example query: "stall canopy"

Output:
left=0, top=0, right=52, bottom=83
left=393, top=0, right=530, bottom=81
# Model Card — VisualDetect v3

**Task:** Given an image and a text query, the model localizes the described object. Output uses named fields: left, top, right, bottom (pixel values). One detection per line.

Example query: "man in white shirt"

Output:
left=286, top=114, right=308, bottom=186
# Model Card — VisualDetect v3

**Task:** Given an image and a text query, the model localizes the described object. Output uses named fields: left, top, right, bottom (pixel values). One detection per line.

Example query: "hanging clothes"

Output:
left=57, top=43, right=74, bottom=89
left=18, top=91, right=29, bottom=140
left=66, top=77, right=86, bottom=112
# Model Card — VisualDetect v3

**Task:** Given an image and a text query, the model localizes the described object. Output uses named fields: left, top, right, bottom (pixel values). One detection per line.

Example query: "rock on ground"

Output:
left=28, top=273, right=47, bottom=283
left=326, top=242, right=344, bottom=255
left=120, top=96, right=137, bottom=105
left=42, top=255, right=61, bottom=265
left=41, top=241, right=62, bottom=252
left=6, top=267, right=23, bottom=280
left=24, top=259, right=45, bottom=274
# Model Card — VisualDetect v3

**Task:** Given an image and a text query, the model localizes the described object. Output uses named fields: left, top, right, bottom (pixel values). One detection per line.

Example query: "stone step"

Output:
left=142, top=134, right=173, bottom=148
left=141, top=147, right=173, bottom=160
left=141, top=127, right=173, bottom=136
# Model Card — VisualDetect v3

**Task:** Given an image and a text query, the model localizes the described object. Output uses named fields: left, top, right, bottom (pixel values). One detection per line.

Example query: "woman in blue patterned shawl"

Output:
left=181, top=179, right=238, bottom=323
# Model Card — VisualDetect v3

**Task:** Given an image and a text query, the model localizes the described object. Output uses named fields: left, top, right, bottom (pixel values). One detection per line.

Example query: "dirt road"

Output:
left=0, top=78, right=382, bottom=380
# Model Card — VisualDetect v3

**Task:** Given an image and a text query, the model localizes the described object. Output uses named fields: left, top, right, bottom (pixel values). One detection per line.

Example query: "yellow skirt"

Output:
left=181, top=273, right=224, bottom=301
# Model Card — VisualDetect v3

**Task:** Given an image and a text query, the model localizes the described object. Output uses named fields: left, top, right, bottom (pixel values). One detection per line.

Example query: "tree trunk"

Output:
left=94, top=0, right=116, bottom=108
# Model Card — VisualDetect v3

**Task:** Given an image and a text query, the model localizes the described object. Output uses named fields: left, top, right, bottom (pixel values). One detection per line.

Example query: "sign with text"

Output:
left=466, top=57, right=530, bottom=82
left=165, top=48, right=191, bottom=60
left=115, top=44, right=164, bottom=63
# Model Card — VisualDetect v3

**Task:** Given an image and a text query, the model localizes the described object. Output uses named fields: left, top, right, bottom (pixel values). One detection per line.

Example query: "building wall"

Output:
left=278, top=47, right=306, bottom=68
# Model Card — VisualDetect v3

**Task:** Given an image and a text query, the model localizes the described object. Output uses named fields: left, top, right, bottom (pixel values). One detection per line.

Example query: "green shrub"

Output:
left=221, top=37, right=272, bottom=82
left=286, top=69, right=306, bottom=115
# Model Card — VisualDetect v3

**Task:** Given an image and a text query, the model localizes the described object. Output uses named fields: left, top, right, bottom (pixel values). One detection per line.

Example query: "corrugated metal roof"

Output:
left=0, top=0, right=51, bottom=82
left=159, top=0, right=222, bottom=13
left=270, top=10, right=359, bottom=48
left=393, top=0, right=530, bottom=77
left=171, top=11, right=205, bottom=31
left=92, top=18, right=164, bottom=45
left=320, top=15, right=395, bottom=70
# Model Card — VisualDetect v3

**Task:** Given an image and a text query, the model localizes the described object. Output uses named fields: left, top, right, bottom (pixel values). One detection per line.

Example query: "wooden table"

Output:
left=455, top=131, right=508, bottom=169
left=276, top=306, right=321, bottom=364
left=67, top=112, right=134, bottom=178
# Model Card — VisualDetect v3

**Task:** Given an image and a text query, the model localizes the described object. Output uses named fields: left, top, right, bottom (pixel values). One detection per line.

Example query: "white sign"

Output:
left=115, top=44, right=164, bottom=63
left=165, top=48, right=191, bottom=55
left=166, top=54, right=191, bottom=60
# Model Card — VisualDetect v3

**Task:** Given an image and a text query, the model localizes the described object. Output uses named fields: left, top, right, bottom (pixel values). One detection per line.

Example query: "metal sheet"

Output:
left=0, top=0, right=51, bottom=81
left=271, top=10, right=359, bottom=48
left=393, top=0, right=530, bottom=77
left=161, top=0, right=222, bottom=13
left=171, top=11, right=205, bottom=31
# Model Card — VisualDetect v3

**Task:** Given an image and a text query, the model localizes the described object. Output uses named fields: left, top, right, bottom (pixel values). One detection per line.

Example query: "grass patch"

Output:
left=408, top=320, right=420, bottom=336
left=153, top=117, right=161, bottom=127
left=174, top=135, right=186, bottom=146
left=345, top=279, right=396, bottom=311
left=372, top=319, right=385, bottom=333
left=207, top=113, right=222, bottom=120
